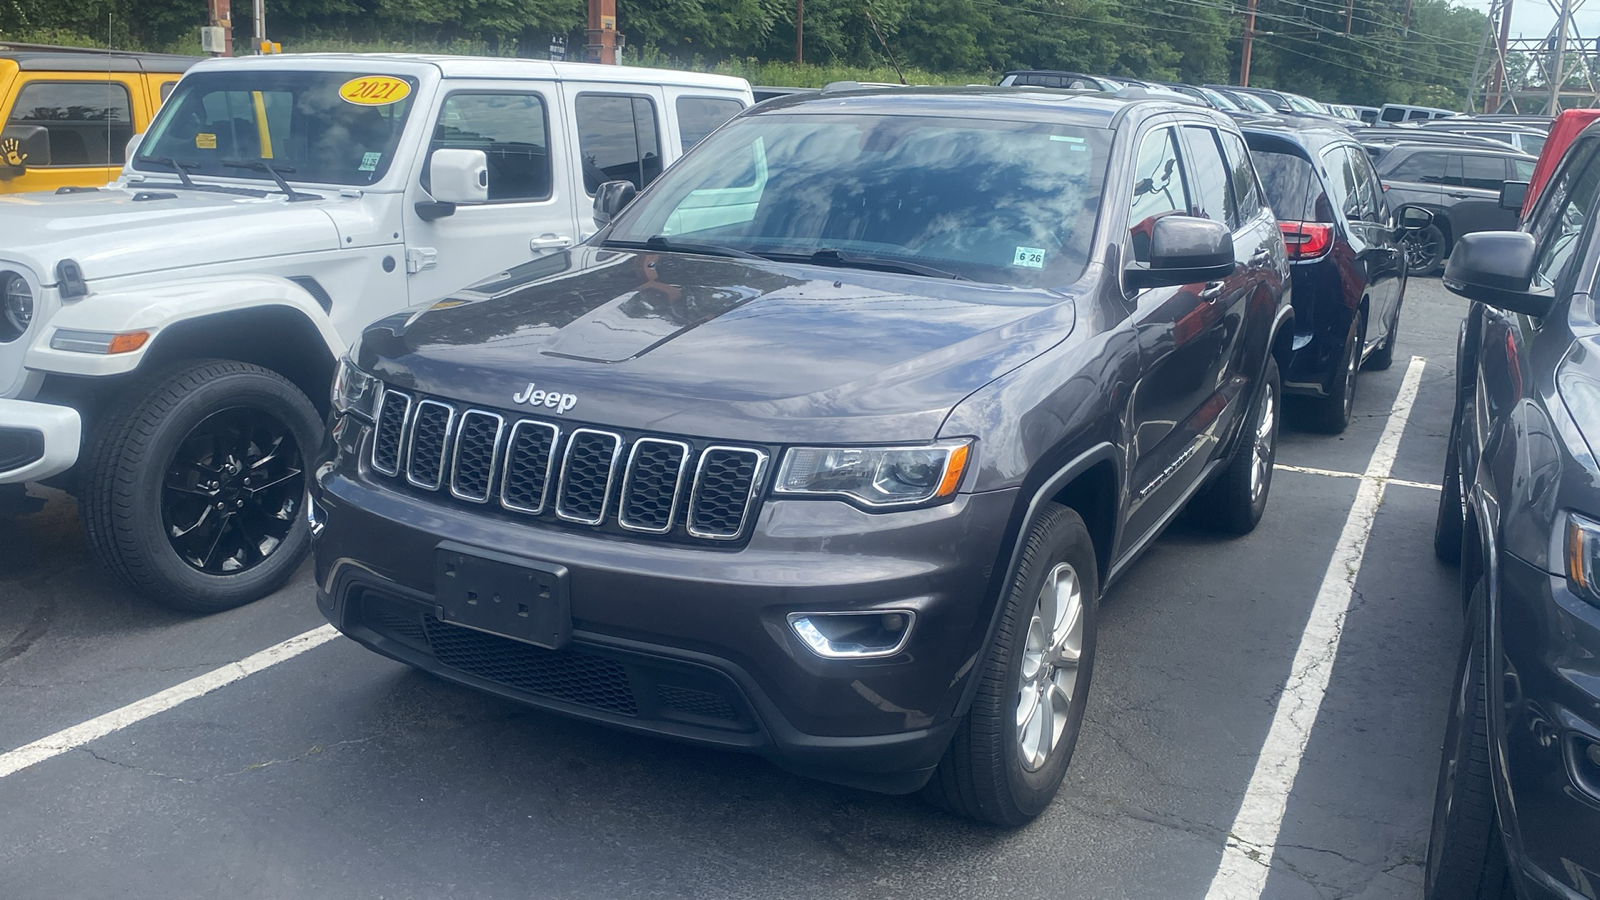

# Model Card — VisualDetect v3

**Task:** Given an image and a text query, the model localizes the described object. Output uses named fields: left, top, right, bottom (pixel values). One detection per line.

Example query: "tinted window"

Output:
left=1386, top=151, right=1449, bottom=184
left=1251, top=148, right=1324, bottom=223
left=1523, top=134, right=1547, bottom=157
left=1183, top=125, right=1236, bottom=228
left=576, top=94, right=661, bottom=194
left=676, top=96, right=742, bottom=151
left=1513, top=158, right=1536, bottom=181
left=1408, top=109, right=1430, bottom=121
left=429, top=93, right=551, bottom=202
left=1456, top=155, right=1506, bottom=191
left=1220, top=131, right=1263, bottom=221
left=607, top=113, right=1112, bottom=289
left=1381, top=107, right=1405, bottom=122
left=1128, top=128, right=1191, bottom=262
left=1348, top=148, right=1387, bottom=222
left=1322, top=146, right=1361, bottom=221
left=1530, top=139, right=1600, bottom=289
left=4, top=81, right=133, bottom=167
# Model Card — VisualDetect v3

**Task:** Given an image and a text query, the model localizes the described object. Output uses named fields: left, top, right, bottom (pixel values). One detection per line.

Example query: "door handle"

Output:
left=1249, top=247, right=1272, bottom=265
left=1447, top=192, right=1472, bottom=199
left=530, top=235, right=573, bottom=250
left=1198, top=281, right=1226, bottom=300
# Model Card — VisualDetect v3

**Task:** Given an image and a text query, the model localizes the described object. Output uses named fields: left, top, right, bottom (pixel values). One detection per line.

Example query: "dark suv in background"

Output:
left=1428, top=119, right=1600, bottom=900
left=1375, top=142, right=1538, bottom=275
left=311, top=86, right=1292, bottom=825
left=1244, top=120, right=1431, bottom=431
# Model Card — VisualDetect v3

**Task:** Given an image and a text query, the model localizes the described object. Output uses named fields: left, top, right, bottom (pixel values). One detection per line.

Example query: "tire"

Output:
left=1365, top=300, right=1400, bottom=371
left=1424, top=581, right=1517, bottom=900
left=1309, top=317, right=1362, bottom=434
left=1435, top=411, right=1466, bottom=565
left=924, top=502, right=1099, bottom=826
left=1405, top=223, right=1447, bottom=276
left=1193, top=357, right=1280, bottom=534
left=81, top=359, right=322, bottom=614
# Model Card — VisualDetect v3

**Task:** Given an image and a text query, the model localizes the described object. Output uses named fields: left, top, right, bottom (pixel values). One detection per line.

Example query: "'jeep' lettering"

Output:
left=513, top=382, right=578, bottom=414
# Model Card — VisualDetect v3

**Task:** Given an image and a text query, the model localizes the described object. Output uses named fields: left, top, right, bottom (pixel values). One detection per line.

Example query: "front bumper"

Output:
left=0, top=398, right=80, bottom=485
left=312, top=423, right=1019, bottom=793
left=1496, top=552, right=1600, bottom=899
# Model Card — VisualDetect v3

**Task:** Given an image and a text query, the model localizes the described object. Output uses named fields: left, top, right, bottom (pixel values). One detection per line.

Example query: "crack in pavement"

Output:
left=72, top=737, right=375, bottom=785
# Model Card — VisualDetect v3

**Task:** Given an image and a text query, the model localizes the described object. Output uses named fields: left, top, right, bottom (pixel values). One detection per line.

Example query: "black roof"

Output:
left=0, top=42, right=198, bottom=74
left=751, top=85, right=1219, bottom=129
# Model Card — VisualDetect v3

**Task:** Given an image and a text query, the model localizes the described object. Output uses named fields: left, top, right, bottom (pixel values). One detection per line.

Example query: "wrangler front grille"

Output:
left=368, top=390, right=768, bottom=542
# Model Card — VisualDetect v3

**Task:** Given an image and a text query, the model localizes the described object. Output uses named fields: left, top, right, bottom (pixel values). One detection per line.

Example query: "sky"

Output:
left=1456, top=0, right=1600, bottom=41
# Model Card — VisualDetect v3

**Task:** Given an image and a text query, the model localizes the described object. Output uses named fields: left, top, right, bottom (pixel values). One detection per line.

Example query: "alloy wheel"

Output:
left=1404, top=228, right=1443, bottom=274
left=161, top=406, right=305, bottom=574
left=1017, top=562, right=1086, bottom=772
left=1250, top=379, right=1277, bottom=504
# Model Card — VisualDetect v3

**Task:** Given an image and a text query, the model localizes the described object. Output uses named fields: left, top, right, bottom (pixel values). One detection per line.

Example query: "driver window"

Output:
left=1128, top=127, right=1190, bottom=263
left=427, top=92, right=552, bottom=202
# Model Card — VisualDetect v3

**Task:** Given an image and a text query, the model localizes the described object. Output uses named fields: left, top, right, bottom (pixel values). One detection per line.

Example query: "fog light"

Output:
left=788, top=610, right=915, bottom=659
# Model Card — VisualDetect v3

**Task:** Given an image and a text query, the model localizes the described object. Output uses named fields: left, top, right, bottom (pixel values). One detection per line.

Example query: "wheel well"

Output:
left=139, top=306, right=336, bottom=415
left=1050, top=460, right=1116, bottom=579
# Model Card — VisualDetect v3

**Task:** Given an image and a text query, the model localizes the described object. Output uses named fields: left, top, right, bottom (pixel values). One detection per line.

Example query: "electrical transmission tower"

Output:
left=1467, top=0, right=1600, bottom=112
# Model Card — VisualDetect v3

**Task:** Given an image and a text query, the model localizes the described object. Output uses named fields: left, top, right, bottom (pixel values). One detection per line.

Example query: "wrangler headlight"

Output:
left=1, top=272, right=31, bottom=339
left=774, top=440, right=971, bottom=508
left=332, top=355, right=383, bottom=421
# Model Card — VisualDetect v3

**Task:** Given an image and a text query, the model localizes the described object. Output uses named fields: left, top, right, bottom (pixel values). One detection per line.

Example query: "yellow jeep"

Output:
left=0, top=43, right=197, bottom=193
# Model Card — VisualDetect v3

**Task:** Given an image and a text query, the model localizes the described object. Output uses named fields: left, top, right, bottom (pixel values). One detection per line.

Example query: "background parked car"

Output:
left=1427, top=117, right=1600, bottom=900
left=0, top=42, right=195, bottom=192
left=1243, top=120, right=1426, bottom=431
left=1226, top=86, right=1353, bottom=127
left=1379, top=103, right=1457, bottom=123
left=999, top=70, right=1120, bottom=91
left=1374, top=142, right=1536, bottom=274
left=1416, top=119, right=1547, bottom=157
left=1205, top=86, right=1279, bottom=115
left=1471, top=113, right=1554, bottom=132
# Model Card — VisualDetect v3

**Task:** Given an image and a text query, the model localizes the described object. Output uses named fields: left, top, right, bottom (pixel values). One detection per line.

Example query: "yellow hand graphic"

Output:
left=0, top=138, right=26, bottom=168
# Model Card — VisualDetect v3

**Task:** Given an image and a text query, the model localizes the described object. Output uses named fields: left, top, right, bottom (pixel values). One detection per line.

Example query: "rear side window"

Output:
left=1322, top=146, right=1361, bottom=222
left=1250, top=147, right=1327, bottom=224
left=1182, top=125, right=1237, bottom=228
left=1381, top=107, right=1405, bottom=123
left=1219, top=131, right=1264, bottom=221
left=1453, top=155, right=1506, bottom=191
left=1385, top=151, right=1449, bottom=184
left=1513, top=158, right=1536, bottom=181
left=429, top=92, right=551, bottom=202
left=576, top=94, right=661, bottom=194
left=1408, top=109, right=1431, bottom=121
left=4, top=81, right=133, bottom=167
left=675, top=96, right=742, bottom=151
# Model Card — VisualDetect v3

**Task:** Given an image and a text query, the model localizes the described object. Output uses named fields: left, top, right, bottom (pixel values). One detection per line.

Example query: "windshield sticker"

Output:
left=338, top=76, right=411, bottom=106
left=195, top=133, right=217, bottom=150
left=1013, top=247, right=1047, bottom=269
left=359, top=151, right=382, bottom=172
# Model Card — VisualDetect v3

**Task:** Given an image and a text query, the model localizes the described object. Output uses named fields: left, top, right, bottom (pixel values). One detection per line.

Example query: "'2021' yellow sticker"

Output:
left=338, top=76, right=411, bottom=106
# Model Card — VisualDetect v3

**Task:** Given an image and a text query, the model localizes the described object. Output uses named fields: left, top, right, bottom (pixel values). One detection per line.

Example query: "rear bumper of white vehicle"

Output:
left=0, top=398, right=81, bottom=484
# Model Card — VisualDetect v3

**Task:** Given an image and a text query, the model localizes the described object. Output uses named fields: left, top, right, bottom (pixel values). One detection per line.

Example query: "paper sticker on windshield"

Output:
left=359, top=151, right=382, bottom=172
left=338, top=76, right=411, bottom=106
left=1013, top=247, right=1046, bottom=269
left=195, top=133, right=217, bottom=150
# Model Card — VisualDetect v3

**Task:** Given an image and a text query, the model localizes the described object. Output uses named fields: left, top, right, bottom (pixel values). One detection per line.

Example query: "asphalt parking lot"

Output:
left=0, top=278, right=1466, bottom=900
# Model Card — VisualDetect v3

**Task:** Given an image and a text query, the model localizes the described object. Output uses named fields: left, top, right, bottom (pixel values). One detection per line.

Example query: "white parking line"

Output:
left=0, top=625, right=338, bottom=780
left=1205, top=356, right=1428, bottom=899
left=1274, top=463, right=1441, bottom=491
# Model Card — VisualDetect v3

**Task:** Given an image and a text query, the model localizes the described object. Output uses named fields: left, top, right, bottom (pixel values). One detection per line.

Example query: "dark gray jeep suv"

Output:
left=311, top=87, right=1293, bottom=825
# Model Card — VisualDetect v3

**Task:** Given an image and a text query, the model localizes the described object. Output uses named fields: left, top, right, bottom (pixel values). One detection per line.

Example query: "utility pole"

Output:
left=1402, top=0, right=1413, bottom=37
left=1549, top=0, right=1571, bottom=113
left=253, top=0, right=266, bottom=54
left=586, top=0, right=618, bottom=64
left=795, top=0, right=804, bottom=64
left=1239, top=0, right=1258, bottom=86
left=1344, top=0, right=1353, bottom=35
left=207, top=0, right=233, bottom=57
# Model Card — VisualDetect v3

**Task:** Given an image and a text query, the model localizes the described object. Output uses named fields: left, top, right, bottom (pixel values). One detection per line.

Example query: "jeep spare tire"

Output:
left=82, top=359, right=322, bottom=613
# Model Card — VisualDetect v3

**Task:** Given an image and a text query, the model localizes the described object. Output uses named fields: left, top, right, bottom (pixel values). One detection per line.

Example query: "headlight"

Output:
left=774, top=440, right=971, bottom=508
left=1565, top=511, right=1600, bottom=608
left=1, top=272, right=31, bottom=338
left=332, top=356, right=383, bottom=421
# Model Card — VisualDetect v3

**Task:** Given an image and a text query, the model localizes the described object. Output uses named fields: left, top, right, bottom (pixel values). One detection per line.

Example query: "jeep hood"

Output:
left=358, top=247, right=1078, bottom=444
left=0, top=186, right=340, bottom=283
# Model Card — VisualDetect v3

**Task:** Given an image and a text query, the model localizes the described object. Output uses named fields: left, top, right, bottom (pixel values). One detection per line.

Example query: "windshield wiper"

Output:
left=143, top=156, right=197, bottom=188
left=600, top=235, right=767, bottom=261
left=134, top=156, right=269, bottom=197
left=223, top=159, right=318, bottom=201
left=801, top=248, right=967, bottom=280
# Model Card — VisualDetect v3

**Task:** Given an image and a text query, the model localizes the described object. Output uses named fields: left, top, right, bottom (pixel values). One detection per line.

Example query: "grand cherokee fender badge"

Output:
left=513, top=382, right=578, bottom=415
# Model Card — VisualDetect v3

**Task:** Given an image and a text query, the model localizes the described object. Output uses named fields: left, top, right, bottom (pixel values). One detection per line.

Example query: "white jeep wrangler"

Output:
left=0, top=53, right=750, bottom=611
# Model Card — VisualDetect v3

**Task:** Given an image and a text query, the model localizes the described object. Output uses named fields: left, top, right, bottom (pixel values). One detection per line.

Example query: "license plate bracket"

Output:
left=434, top=541, right=571, bottom=650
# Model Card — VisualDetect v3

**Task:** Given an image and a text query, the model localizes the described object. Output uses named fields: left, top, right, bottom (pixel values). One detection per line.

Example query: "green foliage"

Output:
left=5, top=0, right=1489, bottom=106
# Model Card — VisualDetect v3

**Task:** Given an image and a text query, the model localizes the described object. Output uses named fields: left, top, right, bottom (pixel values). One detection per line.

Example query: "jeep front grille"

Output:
left=368, top=391, right=768, bottom=542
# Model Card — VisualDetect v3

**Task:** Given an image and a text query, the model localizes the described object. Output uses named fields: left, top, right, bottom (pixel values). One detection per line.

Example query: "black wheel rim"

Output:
left=161, top=406, right=304, bottom=575
left=1404, top=229, right=1441, bottom=274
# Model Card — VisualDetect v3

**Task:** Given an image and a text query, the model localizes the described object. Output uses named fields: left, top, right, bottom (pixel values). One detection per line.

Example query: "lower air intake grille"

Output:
left=422, top=615, right=637, bottom=716
left=658, top=685, right=738, bottom=721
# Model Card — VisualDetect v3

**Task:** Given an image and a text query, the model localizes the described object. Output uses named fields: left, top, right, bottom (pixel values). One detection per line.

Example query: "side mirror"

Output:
left=1125, top=216, right=1236, bottom=289
left=1442, top=231, right=1554, bottom=317
left=1394, top=204, right=1434, bottom=235
left=1500, top=180, right=1529, bottom=211
left=417, top=149, right=488, bottom=221
left=592, top=180, right=638, bottom=227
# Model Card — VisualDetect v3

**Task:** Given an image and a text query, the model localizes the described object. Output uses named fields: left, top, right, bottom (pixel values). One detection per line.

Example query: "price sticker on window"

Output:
left=1013, top=246, right=1046, bottom=269
left=338, top=76, right=411, bottom=106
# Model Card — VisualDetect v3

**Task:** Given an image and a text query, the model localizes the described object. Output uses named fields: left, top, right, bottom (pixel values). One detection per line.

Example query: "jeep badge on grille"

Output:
left=513, top=382, right=579, bottom=415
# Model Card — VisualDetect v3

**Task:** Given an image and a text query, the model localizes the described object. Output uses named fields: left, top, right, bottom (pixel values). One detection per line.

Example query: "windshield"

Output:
left=605, top=112, right=1111, bottom=288
left=1202, top=88, right=1242, bottom=111
left=1230, top=92, right=1275, bottom=114
left=1284, top=93, right=1325, bottom=114
left=133, top=70, right=416, bottom=186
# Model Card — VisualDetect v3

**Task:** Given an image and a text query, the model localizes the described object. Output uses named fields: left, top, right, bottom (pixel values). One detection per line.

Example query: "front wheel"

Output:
left=81, top=359, right=322, bottom=613
left=924, top=502, right=1099, bottom=826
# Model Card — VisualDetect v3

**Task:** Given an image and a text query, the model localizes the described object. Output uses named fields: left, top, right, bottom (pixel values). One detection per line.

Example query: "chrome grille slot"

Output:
left=449, top=409, right=505, bottom=503
left=688, top=446, right=767, bottom=540
left=618, top=438, right=690, bottom=534
left=555, top=429, right=622, bottom=525
left=370, top=390, right=412, bottom=477
left=405, top=400, right=455, bottom=491
left=500, top=420, right=559, bottom=515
